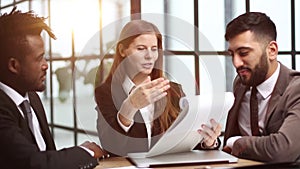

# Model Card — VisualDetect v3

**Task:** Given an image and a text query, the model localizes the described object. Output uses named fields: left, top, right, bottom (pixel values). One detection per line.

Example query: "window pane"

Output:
left=167, top=0, right=194, bottom=51
left=51, top=61, right=74, bottom=127
left=141, top=13, right=166, bottom=43
left=165, top=55, right=196, bottom=96
left=50, top=0, right=72, bottom=57
left=144, top=13, right=196, bottom=52
left=32, top=0, right=48, bottom=16
left=78, top=133, right=100, bottom=147
left=50, top=0, right=100, bottom=58
left=75, top=58, right=100, bottom=132
left=164, top=15, right=196, bottom=51
left=198, top=0, right=225, bottom=51
left=141, top=0, right=164, bottom=14
left=53, top=129, right=74, bottom=149
left=101, top=0, right=130, bottom=53
left=102, top=0, right=130, bottom=26
left=165, top=54, right=228, bottom=96
left=15, top=2, right=29, bottom=11
left=278, top=55, right=292, bottom=69
left=0, top=6, right=12, bottom=13
left=232, top=0, right=246, bottom=18
left=296, top=0, right=300, bottom=51
left=224, top=56, right=236, bottom=91
left=168, top=0, right=194, bottom=24
left=0, top=1, right=28, bottom=12
left=0, top=0, right=13, bottom=7
left=224, top=0, right=247, bottom=47
left=199, top=55, right=227, bottom=94
left=250, top=0, right=291, bottom=51
left=295, top=55, right=300, bottom=71
left=72, top=1, right=100, bottom=57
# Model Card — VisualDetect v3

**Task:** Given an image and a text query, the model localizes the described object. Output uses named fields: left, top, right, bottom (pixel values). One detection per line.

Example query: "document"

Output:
left=128, top=92, right=234, bottom=158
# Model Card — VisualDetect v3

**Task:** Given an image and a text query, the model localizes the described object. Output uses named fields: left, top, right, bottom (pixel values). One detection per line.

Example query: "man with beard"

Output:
left=223, top=12, right=300, bottom=162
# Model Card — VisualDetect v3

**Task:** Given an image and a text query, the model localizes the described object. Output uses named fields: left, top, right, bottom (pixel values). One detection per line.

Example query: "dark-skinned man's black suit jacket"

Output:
left=0, top=90, right=98, bottom=169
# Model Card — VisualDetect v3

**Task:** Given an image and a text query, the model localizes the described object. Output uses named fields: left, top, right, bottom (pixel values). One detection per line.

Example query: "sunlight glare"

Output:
left=51, top=0, right=100, bottom=55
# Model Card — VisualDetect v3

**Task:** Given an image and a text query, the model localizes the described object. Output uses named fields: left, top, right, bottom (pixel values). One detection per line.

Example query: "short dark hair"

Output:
left=0, top=7, right=56, bottom=63
left=225, top=12, right=277, bottom=42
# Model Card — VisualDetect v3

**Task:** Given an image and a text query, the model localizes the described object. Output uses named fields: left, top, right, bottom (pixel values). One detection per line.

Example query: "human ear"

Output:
left=118, top=44, right=126, bottom=57
left=8, top=57, right=20, bottom=74
left=267, top=41, right=278, bottom=61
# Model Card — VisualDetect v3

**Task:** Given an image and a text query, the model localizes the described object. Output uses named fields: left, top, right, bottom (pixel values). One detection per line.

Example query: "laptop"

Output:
left=128, top=150, right=238, bottom=168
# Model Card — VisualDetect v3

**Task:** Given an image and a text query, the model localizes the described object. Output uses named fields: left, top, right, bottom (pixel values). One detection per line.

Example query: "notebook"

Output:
left=128, top=150, right=238, bottom=167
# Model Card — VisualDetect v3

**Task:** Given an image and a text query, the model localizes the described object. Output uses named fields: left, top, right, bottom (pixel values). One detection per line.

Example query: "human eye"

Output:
left=151, top=46, right=158, bottom=51
left=137, top=46, right=146, bottom=51
left=37, top=53, right=45, bottom=61
left=238, top=50, right=249, bottom=57
left=151, top=47, right=158, bottom=52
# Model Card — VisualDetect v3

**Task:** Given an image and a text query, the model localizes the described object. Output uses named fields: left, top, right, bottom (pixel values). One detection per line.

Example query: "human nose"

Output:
left=144, top=48, right=155, bottom=59
left=232, top=54, right=243, bottom=68
left=42, top=58, right=48, bottom=70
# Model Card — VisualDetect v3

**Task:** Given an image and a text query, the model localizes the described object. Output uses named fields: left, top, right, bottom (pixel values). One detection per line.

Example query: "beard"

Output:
left=237, top=52, right=269, bottom=87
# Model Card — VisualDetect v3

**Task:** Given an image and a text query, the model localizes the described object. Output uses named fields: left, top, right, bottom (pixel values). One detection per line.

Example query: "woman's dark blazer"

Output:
left=95, top=76, right=185, bottom=156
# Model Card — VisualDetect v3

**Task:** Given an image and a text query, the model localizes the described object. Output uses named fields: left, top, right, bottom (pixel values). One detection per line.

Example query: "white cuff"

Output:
left=79, top=146, right=94, bottom=157
left=200, top=139, right=219, bottom=149
left=226, top=136, right=242, bottom=149
left=117, top=112, right=134, bottom=132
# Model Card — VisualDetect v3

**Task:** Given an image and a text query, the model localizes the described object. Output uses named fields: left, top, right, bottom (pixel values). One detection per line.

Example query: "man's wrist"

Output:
left=226, top=136, right=242, bottom=149
left=200, top=139, right=219, bottom=149
left=79, top=146, right=95, bottom=157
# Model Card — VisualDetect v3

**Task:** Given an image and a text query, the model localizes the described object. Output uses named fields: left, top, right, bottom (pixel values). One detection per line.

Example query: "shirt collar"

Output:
left=0, top=81, right=29, bottom=106
left=122, top=75, right=135, bottom=96
left=256, top=62, right=280, bottom=99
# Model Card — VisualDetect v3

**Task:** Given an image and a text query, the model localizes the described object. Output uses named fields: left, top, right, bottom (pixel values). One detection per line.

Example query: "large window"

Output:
left=1, top=0, right=299, bottom=148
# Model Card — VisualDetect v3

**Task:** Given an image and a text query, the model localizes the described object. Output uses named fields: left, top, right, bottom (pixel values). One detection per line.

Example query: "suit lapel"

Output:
left=28, top=92, right=56, bottom=150
left=224, top=82, right=248, bottom=143
left=264, top=64, right=291, bottom=128
left=232, top=85, right=249, bottom=117
left=233, top=85, right=248, bottom=126
left=18, top=105, right=37, bottom=145
left=0, top=90, right=39, bottom=147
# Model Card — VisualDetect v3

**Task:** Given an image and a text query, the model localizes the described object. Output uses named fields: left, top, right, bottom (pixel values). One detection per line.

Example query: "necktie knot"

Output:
left=20, top=100, right=31, bottom=114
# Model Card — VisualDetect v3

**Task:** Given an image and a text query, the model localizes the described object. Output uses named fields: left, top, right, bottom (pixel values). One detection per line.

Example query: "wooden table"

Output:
left=95, top=157, right=263, bottom=169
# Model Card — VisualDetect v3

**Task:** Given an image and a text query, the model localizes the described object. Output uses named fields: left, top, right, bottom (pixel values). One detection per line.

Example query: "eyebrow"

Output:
left=136, top=44, right=158, bottom=48
left=228, top=46, right=253, bottom=53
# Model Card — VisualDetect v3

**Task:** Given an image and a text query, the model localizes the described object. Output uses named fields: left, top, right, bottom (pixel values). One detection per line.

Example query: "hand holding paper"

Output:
left=198, top=119, right=222, bottom=147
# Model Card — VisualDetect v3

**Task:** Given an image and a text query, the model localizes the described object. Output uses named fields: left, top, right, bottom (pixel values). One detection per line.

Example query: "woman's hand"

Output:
left=129, top=76, right=170, bottom=109
left=118, top=76, right=170, bottom=126
left=198, top=119, right=222, bottom=148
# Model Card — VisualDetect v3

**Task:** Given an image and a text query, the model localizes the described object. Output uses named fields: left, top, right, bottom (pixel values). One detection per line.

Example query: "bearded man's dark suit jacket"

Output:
left=0, top=90, right=98, bottom=169
left=224, top=63, right=300, bottom=162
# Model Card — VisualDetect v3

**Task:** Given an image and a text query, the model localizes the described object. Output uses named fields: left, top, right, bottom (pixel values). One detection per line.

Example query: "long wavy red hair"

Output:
left=104, top=20, right=182, bottom=133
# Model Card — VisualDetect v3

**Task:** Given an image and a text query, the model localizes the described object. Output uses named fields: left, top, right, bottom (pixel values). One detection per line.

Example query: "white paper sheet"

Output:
left=128, top=92, right=234, bottom=158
